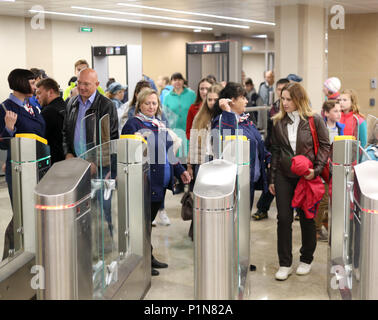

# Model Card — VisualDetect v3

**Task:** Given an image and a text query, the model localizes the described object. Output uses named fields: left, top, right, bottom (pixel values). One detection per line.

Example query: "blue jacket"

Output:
left=1, top=97, right=46, bottom=197
left=1, top=98, right=46, bottom=139
left=121, top=117, right=186, bottom=202
left=212, top=111, right=271, bottom=205
left=335, top=121, right=345, bottom=135
left=324, top=117, right=345, bottom=136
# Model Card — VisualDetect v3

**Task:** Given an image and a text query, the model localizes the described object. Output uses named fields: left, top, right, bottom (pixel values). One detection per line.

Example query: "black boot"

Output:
left=152, top=256, right=168, bottom=268
left=151, top=268, right=159, bottom=276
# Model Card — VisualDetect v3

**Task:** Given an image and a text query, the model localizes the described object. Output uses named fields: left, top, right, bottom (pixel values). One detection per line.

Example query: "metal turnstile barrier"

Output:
left=328, top=136, right=358, bottom=300
left=328, top=134, right=378, bottom=300
left=0, top=135, right=50, bottom=300
left=351, top=160, right=378, bottom=299
left=194, top=135, right=250, bottom=300
left=35, top=158, right=92, bottom=299
left=33, top=135, right=150, bottom=300
left=193, top=159, right=237, bottom=300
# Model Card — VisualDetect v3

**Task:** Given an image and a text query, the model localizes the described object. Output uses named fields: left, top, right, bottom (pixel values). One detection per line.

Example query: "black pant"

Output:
left=275, top=172, right=317, bottom=267
left=151, top=201, right=162, bottom=260
left=256, top=190, right=275, bottom=213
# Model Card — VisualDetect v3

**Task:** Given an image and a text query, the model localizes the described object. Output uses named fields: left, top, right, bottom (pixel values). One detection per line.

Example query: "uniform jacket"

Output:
left=212, top=111, right=271, bottom=202
left=121, top=117, right=186, bottom=202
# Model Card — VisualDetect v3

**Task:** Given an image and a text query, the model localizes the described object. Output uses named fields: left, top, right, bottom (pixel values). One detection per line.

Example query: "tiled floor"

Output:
left=144, top=190, right=330, bottom=300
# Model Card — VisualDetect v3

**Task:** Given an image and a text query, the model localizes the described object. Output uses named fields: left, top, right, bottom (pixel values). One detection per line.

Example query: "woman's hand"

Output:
left=5, top=110, right=17, bottom=131
left=304, top=168, right=315, bottom=180
left=187, top=165, right=194, bottom=179
left=181, top=171, right=191, bottom=184
left=219, top=98, right=232, bottom=112
left=269, top=184, right=275, bottom=196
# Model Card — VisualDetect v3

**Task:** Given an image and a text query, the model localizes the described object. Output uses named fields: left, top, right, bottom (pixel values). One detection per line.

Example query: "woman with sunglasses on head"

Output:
left=269, top=82, right=330, bottom=281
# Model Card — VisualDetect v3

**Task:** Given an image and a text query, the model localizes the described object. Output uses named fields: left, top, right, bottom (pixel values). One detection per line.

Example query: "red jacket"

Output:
left=186, top=102, right=202, bottom=140
left=291, top=155, right=325, bottom=219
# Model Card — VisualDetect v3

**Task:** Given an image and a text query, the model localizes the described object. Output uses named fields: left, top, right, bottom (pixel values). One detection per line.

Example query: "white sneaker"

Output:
left=158, top=209, right=171, bottom=226
left=296, top=262, right=312, bottom=275
left=275, top=266, right=293, bottom=281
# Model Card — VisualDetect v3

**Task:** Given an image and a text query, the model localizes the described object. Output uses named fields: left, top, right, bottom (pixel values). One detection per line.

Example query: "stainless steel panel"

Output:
left=0, top=252, right=35, bottom=300
left=76, top=209, right=93, bottom=300
left=194, top=209, right=235, bottom=300
left=35, top=158, right=91, bottom=206
left=354, top=160, right=378, bottom=300
left=333, top=139, right=358, bottom=165
left=193, top=159, right=237, bottom=206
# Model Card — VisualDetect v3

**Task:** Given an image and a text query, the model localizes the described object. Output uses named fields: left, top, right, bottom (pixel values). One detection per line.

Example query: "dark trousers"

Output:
left=151, top=201, right=163, bottom=260
left=256, top=190, right=275, bottom=213
left=275, top=172, right=317, bottom=267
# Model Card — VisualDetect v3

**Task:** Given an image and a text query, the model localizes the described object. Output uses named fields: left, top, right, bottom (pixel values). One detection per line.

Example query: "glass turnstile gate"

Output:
left=0, top=135, right=50, bottom=300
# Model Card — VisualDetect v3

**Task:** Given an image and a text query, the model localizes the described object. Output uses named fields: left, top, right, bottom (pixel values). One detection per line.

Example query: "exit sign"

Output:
left=80, top=26, right=93, bottom=33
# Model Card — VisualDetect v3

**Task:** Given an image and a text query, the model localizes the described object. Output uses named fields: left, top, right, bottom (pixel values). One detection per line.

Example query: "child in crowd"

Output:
left=339, top=89, right=367, bottom=148
left=316, top=100, right=344, bottom=241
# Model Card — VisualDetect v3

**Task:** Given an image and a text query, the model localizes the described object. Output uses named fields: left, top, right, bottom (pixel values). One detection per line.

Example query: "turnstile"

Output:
left=35, top=158, right=92, bottom=300
left=33, top=135, right=150, bottom=300
left=193, top=159, right=237, bottom=300
left=328, top=135, right=378, bottom=300
left=0, top=135, right=50, bottom=300
left=328, top=136, right=358, bottom=300
left=222, top=136, right=250, bottom=297
left=186, top=40, right=242, bottom=90
left=194, top=135, right=250, bottom=300
left=352, top=160, right=378, bottom=299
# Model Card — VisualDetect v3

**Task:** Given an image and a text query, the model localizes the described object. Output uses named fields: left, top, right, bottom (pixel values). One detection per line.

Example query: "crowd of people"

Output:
left=0, top=59, right=375, bottom=280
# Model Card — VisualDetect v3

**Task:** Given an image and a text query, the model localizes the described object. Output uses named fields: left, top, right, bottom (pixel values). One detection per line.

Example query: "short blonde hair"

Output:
left=273, top=82, right=314, bottom=124
left=134, top=88, right=162, bottom=116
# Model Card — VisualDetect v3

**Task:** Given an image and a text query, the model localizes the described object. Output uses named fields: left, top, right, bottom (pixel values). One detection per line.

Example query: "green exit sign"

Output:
left=80, top=26, right=93, bottom=33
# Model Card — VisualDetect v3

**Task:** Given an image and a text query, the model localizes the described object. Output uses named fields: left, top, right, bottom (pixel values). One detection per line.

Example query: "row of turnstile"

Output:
left=0, top=134, right=151, bottom=300
left=0, top=130, right=377, bottom=300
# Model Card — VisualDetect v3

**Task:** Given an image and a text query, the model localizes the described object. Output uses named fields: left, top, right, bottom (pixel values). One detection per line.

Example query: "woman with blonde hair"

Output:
left=339, top=89, right=367, bottom=148
left=121, top=88, right=191, bottom=276
left=269, top=82, right=330, bottom=280
left=186, top=84, right=223, bottom=240
left=187, top=83, right=223, bottom=175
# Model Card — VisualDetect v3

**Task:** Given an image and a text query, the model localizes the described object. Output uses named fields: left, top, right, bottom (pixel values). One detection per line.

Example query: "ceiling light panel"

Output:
left=71, top=6, right=250, bottom=29
left=28, top=9, right=213, bottom=30
left=117, top=2, right=275, bottom=25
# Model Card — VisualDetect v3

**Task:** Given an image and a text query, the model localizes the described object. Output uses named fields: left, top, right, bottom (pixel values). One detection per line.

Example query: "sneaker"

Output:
left=275, top=266, right=293, bottom=281
left=158, top=209, right=171, bottom=226
left=296, top=262, right=312, bottom=275
left=317, top=226, right=328, bottom=242
left=252, top=210, right=268, bottom=221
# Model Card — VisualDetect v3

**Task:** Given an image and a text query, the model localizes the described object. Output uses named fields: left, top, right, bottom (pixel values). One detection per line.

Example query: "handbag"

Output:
left=308, top=116, right=330, bottom=184
left=180, top=186, right=193, bottom=221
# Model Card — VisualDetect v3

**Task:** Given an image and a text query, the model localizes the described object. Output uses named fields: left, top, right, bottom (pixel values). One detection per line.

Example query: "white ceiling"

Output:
left=1, top=0, right=378, bottom=37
